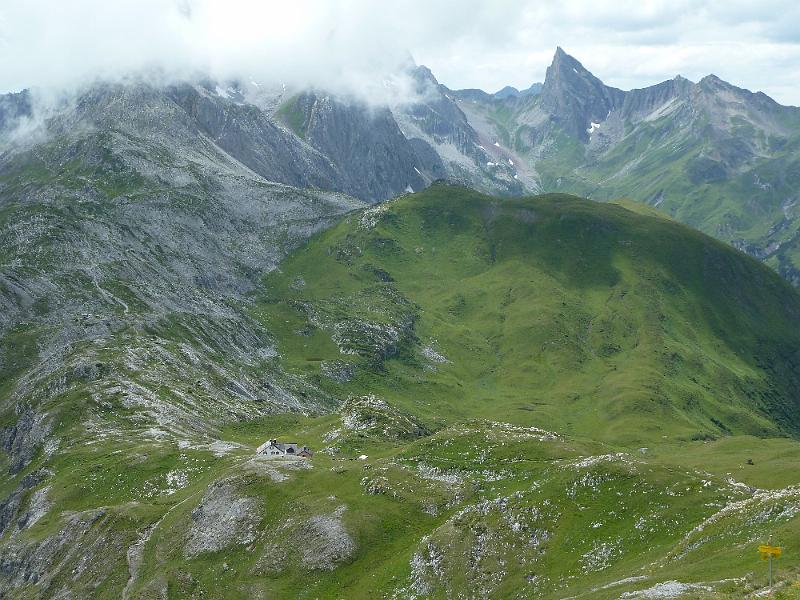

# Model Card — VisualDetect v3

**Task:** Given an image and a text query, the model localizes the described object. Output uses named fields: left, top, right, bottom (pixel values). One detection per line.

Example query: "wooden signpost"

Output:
left=759, top=542, right=782, bottom=588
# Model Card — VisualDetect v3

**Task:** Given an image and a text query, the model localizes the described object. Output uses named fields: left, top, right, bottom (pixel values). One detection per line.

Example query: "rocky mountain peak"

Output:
left=412, top=64, right=439, bottom=85
left=494, top=85, right=521, bottom=99
left=695, top=72, right=785, bottom=116
left=494, top=83, right=542, bottom=100
left=698, top=73, right=729, bottom=90
left=0, top=89, right=33, bottom=135
left=550, top=46, right=576, bottom=70
left=619, top=75, right=694, bottom=120
left=545, top=47, right=604, bottom=86
left=540, top=47, right=624, bottom=140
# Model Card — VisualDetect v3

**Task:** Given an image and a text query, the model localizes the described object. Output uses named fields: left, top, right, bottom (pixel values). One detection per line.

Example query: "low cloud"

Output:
left=1, top=0, right=799, bottom=105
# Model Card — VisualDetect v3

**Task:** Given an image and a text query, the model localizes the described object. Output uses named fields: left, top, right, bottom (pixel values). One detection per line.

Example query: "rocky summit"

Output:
left=446, top=48, right=800, bottom=287
left=0, top=43, right=800, bottom=599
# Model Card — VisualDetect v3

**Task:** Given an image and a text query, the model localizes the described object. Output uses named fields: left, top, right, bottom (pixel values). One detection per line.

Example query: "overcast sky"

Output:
left=1, top=0, right=799, bottom=105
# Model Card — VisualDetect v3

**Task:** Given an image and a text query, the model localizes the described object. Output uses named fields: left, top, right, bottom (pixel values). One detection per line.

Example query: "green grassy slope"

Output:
left=118, top=415, right=800, bottom=599
left=255, top=183, right=800, bottom=446
left=146, top=182, right=800, bottom=598
left=6, top=184, right=800, bottom=598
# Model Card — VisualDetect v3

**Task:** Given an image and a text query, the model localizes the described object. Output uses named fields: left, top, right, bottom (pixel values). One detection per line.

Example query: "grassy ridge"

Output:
left=255, top=183, right=800, bottom=446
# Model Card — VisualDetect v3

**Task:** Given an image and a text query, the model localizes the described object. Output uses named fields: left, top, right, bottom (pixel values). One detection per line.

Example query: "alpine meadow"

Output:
left=1, top=2, right=800, bottom=598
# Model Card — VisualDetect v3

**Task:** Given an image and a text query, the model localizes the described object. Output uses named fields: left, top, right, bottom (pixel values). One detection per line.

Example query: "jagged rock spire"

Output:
left=540, top=47, right=624, bottom=140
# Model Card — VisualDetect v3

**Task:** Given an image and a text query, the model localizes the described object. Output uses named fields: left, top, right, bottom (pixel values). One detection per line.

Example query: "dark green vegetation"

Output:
left=275, top=95, right=308, bottom=139
left=231, top=184, right=800, bottom=597
left=257, top=184, right=800, bottom=445
left=3, top=182, right=800, bottom=598
left=449, top=48, right=800, bottom=288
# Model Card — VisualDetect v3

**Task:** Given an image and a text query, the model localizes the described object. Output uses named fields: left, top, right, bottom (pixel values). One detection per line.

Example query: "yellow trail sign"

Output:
left=759, top=545, right=782, bottom=558
left=759, top=543, right=782, bottom=588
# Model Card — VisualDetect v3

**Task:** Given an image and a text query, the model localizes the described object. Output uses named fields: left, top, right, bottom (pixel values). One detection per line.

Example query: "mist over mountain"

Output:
left=4, top=1, right=800, bottom=105
left=8, top=45, right=800, bottom=286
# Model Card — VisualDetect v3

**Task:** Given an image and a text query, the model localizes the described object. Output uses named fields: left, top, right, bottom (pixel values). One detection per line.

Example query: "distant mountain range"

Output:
left=443, top=47, right=800, bottom=287
left=3, top=48, right=799, bottom=284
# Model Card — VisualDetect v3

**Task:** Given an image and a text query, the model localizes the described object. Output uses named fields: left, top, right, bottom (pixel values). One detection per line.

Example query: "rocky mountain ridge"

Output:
left=448, top=48, right=800, bottom=285
left=6, top=49, right=800, bottom=289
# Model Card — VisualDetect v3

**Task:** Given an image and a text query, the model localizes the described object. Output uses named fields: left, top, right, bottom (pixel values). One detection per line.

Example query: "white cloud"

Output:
left=1, top=0, right=799, bottom=105
left=412, top=0, right=800, bottom=105
left=0, top=0, right=430, bottom=102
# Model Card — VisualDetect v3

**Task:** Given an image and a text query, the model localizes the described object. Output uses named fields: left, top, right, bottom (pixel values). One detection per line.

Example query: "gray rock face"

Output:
left=0, top=469, right=47, bottom=536
left=297, top=506, right=356, bottom=571
left=24, top=77, right=516, bottom=208
left=0, top=90, right=31, bottom=134
left=184, top=480, right=260, bottom=557
left=619, top=76, right=693, bottom=121
left=0, top=508, right=123, bottom=596
left=406, top=67, right=479, bottom=147
left=0, top=409, right=50, bottom=475
left=539, top=47, right=625, bottom=141
left=167, top=83, right=343, bottom=193
left=294, top=92, right=429, bottom=200
left=392, top=66, right=525, bottom=196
